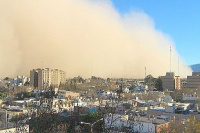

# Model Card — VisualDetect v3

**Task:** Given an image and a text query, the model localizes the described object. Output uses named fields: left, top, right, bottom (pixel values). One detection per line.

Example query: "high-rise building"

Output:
left=30, top=68, right=66, bottom=89
left=30, top=69, right=39, bottom=88
left=187, top=72, right=200, bottom=88
left=174, top=76, right=181, bottom=90
left=161, top=72, right=181, bottom=91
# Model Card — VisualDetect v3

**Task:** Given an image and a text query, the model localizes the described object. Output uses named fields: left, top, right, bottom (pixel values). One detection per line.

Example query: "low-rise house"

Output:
left=11, top=98, right=35, bottom=108
left=57, top=90, right=79, bottom=99
left=0, top=110, right=22, bottom=130
left=122, top=88, right=129, bottom=93
left=147, top=108, right=200, bottom=121
left=133, top=97, right=146, bottom=107
left=104, top=114, right=169, bottom=133
left=183, top=94, right=198, bottom=104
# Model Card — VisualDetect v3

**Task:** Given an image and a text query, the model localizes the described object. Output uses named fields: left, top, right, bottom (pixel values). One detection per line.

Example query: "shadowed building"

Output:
left=187, top=72, right=200, bottom=88
left=161, top=72, right=181, bottom=91
left=30, top=69, right=39, bottom=88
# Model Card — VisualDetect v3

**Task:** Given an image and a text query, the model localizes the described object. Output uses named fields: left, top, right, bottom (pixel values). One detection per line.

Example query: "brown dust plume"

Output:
left=0, top=0, right=192, bottom=78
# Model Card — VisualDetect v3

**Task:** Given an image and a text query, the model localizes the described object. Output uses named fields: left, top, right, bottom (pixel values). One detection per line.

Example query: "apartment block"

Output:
left=187, top=72, right=200, bottom=88
left=30, top=68, right=66, bottom=89
left=161, top=72, right=181, bottom=91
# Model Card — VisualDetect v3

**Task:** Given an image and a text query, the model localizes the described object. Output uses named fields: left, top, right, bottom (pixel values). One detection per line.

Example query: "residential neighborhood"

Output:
left=1, top=69, right=200, bottom=132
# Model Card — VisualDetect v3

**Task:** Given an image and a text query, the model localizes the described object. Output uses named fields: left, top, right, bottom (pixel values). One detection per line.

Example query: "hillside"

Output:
left=191, top=64, right=200, bottom=72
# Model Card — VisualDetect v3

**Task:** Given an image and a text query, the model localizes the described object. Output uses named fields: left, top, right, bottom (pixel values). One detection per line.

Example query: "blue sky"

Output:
left=112, top=0, right=200, bottom=65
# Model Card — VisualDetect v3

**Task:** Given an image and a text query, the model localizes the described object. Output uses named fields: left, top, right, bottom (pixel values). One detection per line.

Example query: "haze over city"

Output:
left=2, top=1, right=200, bottom=133
left=0, top=0, right=193, bottom=78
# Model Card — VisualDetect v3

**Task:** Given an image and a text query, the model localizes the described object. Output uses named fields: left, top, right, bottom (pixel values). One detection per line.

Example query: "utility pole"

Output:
left=74, top=98, right=80, bottom=133
left=118, top=79, right=123, bottom=103
left=6, top=110, right=7, bottom=129
left=80, top=118, right=103, bottom=133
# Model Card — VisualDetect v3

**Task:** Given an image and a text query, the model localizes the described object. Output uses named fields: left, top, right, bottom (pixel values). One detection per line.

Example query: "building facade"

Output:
left=174, top=76, right=181, bottom=90
left=161, top=72, right=181, bottom=91
left=187, top=72, right=200, bottom=88
left=30, top=68, right=66, bottom=89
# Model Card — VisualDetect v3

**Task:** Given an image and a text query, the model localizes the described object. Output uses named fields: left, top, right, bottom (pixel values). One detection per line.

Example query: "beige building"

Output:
left=57, top=90, right=79, bottom=99
left=30, top=68, right=66, bottom=89
left=174, top=76, right=181, bottom=90
left=161, top=72, right=181, bottom=91
left=187, top=72, right=200, bottom=88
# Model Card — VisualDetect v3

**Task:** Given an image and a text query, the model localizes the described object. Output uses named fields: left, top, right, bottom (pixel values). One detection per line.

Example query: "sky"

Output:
left=112, top=0, right=200, bottom=65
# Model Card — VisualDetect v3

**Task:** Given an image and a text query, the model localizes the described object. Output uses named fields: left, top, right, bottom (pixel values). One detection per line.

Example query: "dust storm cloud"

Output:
left=0, top=0, right=192, bottom=78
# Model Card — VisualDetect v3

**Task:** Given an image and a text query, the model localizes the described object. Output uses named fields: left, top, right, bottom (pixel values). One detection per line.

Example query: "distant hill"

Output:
left=191, top=64, right=200, bottom=72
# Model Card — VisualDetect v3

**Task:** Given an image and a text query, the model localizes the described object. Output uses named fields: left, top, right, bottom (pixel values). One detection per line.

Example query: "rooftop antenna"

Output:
left=91, top=56, right=93, bottom=77
left=145, top=67, right=147, bottom=78
left=170, top=46, right=171, bottom=72
left=42, top=60, right=44, bottom=69
left=178, top=57, right=179, bottom=76
left=124, top=65, right=125, bottom=78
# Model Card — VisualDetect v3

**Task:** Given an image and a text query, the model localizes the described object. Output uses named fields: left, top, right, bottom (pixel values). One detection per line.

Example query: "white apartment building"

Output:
left=30, top=68, right=66, bottom=89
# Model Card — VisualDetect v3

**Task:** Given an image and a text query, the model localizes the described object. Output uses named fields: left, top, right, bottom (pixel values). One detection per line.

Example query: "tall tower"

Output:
left=178, top=57, right=179, bottom=76
left=91, top=56, right=93, bottom=77
left=170, top=46, right=172, bottom=72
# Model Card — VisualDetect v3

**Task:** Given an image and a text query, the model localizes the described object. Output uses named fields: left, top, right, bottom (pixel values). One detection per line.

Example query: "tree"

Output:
left=155, top=77, right=163, bottom=91
left=84, top=112, right=101, bottom=123
left=169, top=115, right=200, bottom=133
left=169, top=120, right=184, bottom=133
left=144, top=75, right=155, bottom=85
left=170, top=89, right=183, bottom=102
left=4, top=77, right=10, bottom=81
left=144, top=75, right=156, bottom=90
